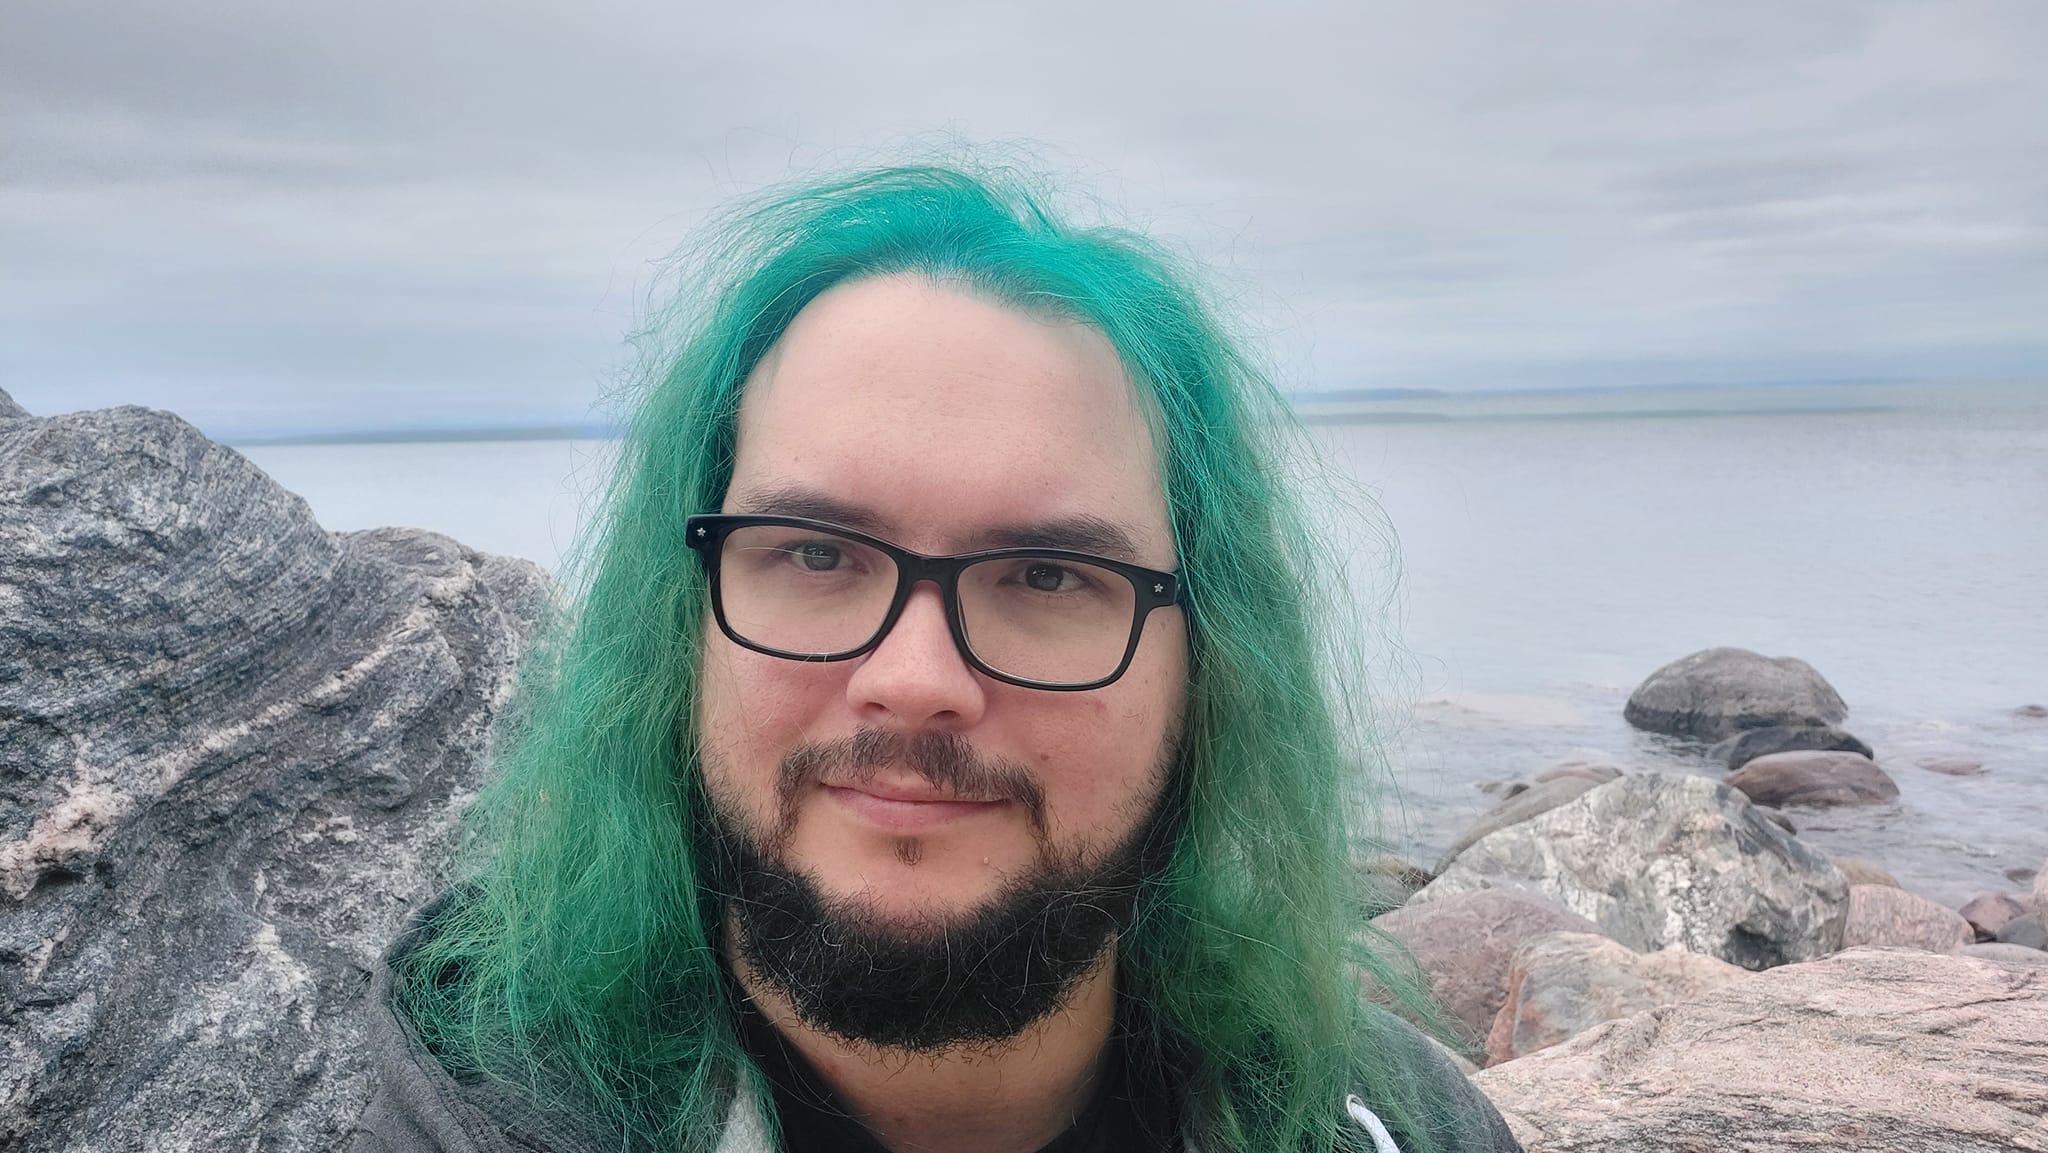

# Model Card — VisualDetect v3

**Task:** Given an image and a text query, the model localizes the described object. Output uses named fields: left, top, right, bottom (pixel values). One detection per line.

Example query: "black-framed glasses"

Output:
left=685, top=514, right=1183, bottom=691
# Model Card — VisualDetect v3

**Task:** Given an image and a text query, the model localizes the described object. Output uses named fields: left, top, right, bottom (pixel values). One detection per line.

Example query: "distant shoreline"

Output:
left=222, top=378, right=2044, bottom=448
left=1285, top=376, right=1910, bottom=404
left=228, top=424, right=621, bottom=448
left=1295, top=404, right=1901, bottom=426
left=229, top=402, right=1909, bottom=444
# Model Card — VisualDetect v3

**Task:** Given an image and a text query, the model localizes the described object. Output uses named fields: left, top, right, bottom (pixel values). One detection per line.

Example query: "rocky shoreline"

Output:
left=1369, top=646, right=2048, bottom=1150
left=3, top=393, right=2043, bottom=1151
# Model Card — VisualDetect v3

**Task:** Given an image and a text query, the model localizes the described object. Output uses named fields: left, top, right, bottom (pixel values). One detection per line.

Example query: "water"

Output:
left=237, top=382, right=2048, bottom=907
left=238, top=438, right=618, bottom=574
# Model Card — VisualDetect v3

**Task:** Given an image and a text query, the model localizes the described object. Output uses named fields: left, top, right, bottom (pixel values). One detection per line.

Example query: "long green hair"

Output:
left=396, top=161, right=1449, bottom=1151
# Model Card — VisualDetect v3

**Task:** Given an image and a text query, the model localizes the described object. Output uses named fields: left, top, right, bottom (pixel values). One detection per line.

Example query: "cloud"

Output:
left=4, top=0, right=2044, bottom=434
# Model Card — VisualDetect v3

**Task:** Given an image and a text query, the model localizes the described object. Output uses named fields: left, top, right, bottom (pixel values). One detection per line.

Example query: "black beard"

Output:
left=703, top=729, right=1181, bottom=1053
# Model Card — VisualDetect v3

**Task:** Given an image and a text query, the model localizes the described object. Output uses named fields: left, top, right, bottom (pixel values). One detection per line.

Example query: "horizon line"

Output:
left=212, top=376, right=2047, bottom=447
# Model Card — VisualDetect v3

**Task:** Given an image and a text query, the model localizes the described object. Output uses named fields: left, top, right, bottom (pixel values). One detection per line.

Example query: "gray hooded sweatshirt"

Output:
left=349, top=905, right=1522, bottom=1153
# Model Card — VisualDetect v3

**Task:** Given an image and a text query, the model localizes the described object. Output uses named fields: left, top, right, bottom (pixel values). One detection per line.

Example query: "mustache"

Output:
left=777, top=728, right=1047, bottom=838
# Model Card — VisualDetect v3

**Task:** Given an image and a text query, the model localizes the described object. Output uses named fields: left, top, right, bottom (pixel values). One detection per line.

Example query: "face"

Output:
left=697, top=274, right=1188, bottom=931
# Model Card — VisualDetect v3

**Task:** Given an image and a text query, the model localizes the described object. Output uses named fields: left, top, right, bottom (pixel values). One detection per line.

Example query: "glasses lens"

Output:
left=716, top=524, right=898, bottom=656
left=958, top=556, right=1137, bottom=685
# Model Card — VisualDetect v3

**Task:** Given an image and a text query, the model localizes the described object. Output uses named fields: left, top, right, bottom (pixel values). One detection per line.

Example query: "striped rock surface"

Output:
left=0, top=391, right=550, bottom=1152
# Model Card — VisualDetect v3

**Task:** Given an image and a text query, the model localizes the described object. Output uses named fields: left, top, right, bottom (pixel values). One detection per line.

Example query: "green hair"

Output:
left=396, top=161, right=1449, bottom=1151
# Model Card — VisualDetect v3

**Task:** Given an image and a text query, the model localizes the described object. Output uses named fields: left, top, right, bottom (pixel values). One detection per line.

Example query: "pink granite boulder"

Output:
left=1841, top=885, right=1972, bottom=953
left=1485, top=932, right=1746, bottom=1066
left=1957, top=892, right=2031, bottom=942
left=1474, top=949, right=2048, bottom=1151
left=1369, top=889, right=1602, bottom=1054
left=1727, top=751, right=1898, bottom=808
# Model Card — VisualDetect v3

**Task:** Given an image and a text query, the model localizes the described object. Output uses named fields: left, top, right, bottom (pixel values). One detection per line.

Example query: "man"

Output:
left=354, top=164, right=1520, bottom=1153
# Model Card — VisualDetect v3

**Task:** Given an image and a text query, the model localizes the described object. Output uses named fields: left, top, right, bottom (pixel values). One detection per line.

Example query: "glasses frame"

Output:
left=685, top=513, right=1183, bottom=691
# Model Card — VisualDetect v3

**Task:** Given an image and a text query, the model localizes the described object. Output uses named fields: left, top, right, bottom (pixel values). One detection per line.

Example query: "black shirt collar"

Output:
left=727, top=983, right=1176, bottom=1153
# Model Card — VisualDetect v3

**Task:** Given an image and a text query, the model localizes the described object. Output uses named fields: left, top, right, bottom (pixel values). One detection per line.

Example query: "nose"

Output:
left=845, top=582, right=987, bottom=731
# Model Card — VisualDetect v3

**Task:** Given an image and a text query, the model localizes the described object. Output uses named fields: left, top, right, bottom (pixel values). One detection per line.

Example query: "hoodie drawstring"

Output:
left=1344, top=1094, right=1403, bottom=1153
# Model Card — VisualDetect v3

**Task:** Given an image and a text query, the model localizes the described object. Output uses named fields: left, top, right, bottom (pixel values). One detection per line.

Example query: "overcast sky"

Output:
left=5, top=1, right=2045, bottom=437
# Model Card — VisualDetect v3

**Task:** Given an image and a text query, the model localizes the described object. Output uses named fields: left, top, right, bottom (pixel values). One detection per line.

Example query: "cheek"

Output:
left=696, top=639, right=840, bottom=818
left=1031, top=621, right=1188, bottom=841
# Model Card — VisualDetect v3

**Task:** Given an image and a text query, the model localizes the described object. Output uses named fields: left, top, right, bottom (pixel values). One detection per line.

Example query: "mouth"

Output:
left=819, top=778, right=1008, bottom=835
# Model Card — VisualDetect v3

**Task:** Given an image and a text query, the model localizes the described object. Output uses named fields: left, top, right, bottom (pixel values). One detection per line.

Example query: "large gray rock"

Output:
left=0, top=399, right=550, bottom=1151
left=1623, top=647, right=1847, bottom=742
left=1484, top=932, right=1746, bottom=1066
left=1707, top=723, right=1872, bottom=770
left=1840, top=885, right=1972, bottom=953
left=2036, top=858, right=2047, bottom=922
left=1726, top=750, right=1899, bottom=808
left=1997, top=913, right=2048, bottom=951
left=1474, top=948, right=2048, bottom=1152
left=1368, top=890, right=1602, bottom=1055
left=1412, top=774, right=1847, bottom=969
left=1436, top=770, right=1618, bottom=873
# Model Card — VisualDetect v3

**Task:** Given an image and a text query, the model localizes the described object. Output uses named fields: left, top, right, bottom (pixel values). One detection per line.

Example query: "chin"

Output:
left=800, top=840, right=1027, bottom=928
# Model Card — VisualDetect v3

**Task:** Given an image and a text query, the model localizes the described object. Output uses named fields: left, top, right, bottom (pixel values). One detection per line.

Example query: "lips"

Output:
left=824, top=772, right=995, bottom=805
left=819, top=776, right=1006, bottom=834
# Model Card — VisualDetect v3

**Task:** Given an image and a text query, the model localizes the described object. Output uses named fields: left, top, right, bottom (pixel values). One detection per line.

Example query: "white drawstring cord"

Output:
left=1344, top=1094, right=1403, bottom=1153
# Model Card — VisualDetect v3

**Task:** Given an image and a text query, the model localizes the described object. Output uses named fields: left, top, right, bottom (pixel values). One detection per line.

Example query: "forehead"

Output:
left=724, top=275, right=1174, bottom=565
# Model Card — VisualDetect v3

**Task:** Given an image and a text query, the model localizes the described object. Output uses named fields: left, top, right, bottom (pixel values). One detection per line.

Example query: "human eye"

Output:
left=992, top=557, right=1118, bottom=601
left=965, top=556, right=1130, bottom=633
left=1017, top=561, right=1087, bottom=594
left=784, top=538, right=847, bottom=572
left=724, top=526, right=878, bottom=581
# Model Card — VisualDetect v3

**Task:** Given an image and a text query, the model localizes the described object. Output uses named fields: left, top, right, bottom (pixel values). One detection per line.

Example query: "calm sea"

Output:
left=237, top=382, right=2048, bottom=905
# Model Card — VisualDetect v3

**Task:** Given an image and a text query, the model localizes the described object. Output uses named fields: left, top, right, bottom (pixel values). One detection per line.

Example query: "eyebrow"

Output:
left=727, top=483, right=1153, bottom=564
left=974, top=516, right=1146, bottom=563
left=728, top=485, right=891, bottom=534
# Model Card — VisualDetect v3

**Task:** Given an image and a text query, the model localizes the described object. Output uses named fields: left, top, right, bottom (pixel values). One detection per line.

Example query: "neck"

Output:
left=728, top=920, right=1118, bottom=1153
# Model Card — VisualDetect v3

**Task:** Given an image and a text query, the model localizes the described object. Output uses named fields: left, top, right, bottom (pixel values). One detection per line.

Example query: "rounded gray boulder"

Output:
left=1624, top=647, right=1848, bottom=742
left=1708, top=724, right=1873, bottom=770
left=1995, top=913, right=2048, bottom=951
